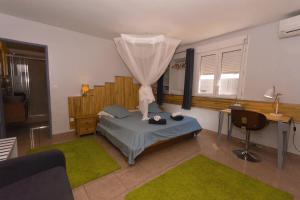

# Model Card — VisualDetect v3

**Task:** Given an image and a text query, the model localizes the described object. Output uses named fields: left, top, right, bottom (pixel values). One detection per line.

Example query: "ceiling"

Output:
left=0, top=0, right=300, bottom=44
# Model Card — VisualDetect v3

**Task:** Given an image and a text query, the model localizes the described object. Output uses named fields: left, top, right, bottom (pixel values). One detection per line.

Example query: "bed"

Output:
left=97, top=111, right=202, bottom=165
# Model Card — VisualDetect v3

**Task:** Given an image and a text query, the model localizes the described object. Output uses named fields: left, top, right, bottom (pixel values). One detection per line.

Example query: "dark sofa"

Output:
left=0, top=150, right=74, bottom=200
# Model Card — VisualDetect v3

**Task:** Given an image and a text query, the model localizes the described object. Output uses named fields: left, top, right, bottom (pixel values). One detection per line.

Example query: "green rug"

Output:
left=126, top=155, right=292, bottom=200
left=30, top=137, right=120, bottom=188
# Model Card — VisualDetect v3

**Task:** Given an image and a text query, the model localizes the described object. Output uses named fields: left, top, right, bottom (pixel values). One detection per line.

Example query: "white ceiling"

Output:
left=0, top=0, right=300, bottom=44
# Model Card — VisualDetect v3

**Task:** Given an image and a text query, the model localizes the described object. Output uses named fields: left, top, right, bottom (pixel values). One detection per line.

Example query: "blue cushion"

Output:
left=148, top=102, right=162, bottom=113
left=103, top=105, right=130, bottom=118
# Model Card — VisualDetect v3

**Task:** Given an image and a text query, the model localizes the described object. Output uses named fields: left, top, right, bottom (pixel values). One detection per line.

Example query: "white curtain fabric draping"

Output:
left=114, top=34, right=180, bottom=120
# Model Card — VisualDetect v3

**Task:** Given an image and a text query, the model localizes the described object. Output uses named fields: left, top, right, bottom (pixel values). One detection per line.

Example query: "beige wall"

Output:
left=0, top=13, right=129, bottom=134
left=178, top=22, right=300, bottom=104
left=166, top=21, right=300, bottom=155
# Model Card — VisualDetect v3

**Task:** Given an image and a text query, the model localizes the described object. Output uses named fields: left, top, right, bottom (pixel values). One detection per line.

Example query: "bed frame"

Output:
left=139, top=131, right=199, bottom=157
left=68, top=76, right=201, bottom=162
left=96, top=130, right=200, bottom=163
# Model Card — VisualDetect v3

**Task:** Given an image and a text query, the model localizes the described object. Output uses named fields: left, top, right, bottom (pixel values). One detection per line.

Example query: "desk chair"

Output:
left=231, top=110, right=268, bottom=162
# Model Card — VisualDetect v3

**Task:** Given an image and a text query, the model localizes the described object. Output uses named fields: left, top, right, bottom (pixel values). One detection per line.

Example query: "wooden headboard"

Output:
left=68, top=76, right=139, bottom=128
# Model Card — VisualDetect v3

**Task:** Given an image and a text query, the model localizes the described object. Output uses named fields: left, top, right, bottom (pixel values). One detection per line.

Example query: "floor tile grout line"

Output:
left=83, top=184, right=92, bottom=200
left=115, top=164, right=152, bottom=191
left=122, top=152, right=202, bottom=196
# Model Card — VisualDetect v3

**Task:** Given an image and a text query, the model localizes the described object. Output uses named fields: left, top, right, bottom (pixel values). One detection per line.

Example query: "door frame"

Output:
left=0, top=37, right=53, bottom=138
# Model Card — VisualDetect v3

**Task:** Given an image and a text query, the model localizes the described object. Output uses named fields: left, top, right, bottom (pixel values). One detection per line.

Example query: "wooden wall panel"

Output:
left=68, top=76, right=140, bottom=128
left=82, top=95, right=95, bottom=115
left=94, top=86, right=105, bottom=112
left=115, top=76, right=125, bottom=106
left=124, top=77, right=133, bottom=109
left=133, top=84, right=139, bottom=109
left=104, top=82, right=114, bottom=106
left=164, top=94, right=300, bottom=123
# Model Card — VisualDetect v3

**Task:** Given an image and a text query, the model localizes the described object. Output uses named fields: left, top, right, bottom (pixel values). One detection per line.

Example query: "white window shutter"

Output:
left=198, top=54, right=218, bottom=95
left=218, top=49, right=243, bottom=96
left=221, top=49, right=242, bottom=74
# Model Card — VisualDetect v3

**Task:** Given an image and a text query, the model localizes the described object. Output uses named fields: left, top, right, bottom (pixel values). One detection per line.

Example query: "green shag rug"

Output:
left=126, top=155, right=293, bottom=200
left=30, top=137, right=120, bottom=188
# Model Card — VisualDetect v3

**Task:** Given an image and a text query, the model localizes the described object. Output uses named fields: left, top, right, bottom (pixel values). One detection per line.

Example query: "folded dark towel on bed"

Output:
left=170, top=115, right=184, bottom=121
left=148, top=118, right=167, bottom=125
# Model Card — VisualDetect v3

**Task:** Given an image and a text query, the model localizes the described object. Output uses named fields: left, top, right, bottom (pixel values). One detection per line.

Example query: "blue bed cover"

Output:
left=97, top=112, right=202, bottom=165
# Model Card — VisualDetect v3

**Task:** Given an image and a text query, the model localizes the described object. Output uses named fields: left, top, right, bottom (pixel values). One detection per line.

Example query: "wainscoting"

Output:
left=164, top=94, right=300, bottom=123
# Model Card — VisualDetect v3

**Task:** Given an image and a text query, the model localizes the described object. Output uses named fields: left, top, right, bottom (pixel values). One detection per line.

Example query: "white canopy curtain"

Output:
left=114, top=34, right=180, bottom=120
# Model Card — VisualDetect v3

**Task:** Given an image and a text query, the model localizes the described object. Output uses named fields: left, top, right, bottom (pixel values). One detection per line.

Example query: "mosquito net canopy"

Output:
left=114, top=34, right=180, bottom=120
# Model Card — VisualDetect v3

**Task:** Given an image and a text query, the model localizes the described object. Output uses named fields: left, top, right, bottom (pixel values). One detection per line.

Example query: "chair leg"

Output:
left=233, top=130, right=260, bottom=162
left=245, top=130, right=250, bottom=153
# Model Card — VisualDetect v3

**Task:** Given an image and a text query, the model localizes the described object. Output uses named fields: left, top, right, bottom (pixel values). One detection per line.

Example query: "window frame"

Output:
left=194, top=37, right=248, bottom=99
left=194, top=50, right=219, bottom=97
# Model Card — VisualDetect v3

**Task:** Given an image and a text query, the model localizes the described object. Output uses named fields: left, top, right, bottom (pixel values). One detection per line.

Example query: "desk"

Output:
left=217, top=109, right=292, bottom=169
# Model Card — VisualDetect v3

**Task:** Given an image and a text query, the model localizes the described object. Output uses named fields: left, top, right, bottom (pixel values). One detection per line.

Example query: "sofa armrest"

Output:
left=0, top=150, right=66, bottom=188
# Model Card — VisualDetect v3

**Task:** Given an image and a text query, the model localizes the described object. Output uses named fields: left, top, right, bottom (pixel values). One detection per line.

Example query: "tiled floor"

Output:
left=6, top=120, right=50, bottom=156
left=17, top=130, right=300, bottom=200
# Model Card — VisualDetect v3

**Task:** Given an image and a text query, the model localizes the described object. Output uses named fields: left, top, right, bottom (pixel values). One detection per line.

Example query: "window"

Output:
left=219, top=49, right=243, bottom=96
left=198, top=53, right=217, bottom=95
left=195, top=37, right=247, bottom=98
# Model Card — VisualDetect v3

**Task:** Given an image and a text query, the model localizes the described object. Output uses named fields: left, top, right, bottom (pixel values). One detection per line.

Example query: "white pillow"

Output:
left=98, top=111, right=115, bottom=118
left=171, top=112, right=182, bottom=117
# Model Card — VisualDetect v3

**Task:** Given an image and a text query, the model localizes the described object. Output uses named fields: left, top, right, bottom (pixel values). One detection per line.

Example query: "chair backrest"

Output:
left=231, top=110, right=267, bottom=131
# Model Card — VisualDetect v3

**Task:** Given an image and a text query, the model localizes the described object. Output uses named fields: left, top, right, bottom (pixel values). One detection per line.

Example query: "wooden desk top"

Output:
left=220, top=109, right=292, bottom=123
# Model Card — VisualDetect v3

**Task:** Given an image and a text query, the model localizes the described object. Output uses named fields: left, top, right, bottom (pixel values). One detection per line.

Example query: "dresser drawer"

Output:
left=78, top=118, right=96, bottom=126
left=78, top=127, right=95, bottom=135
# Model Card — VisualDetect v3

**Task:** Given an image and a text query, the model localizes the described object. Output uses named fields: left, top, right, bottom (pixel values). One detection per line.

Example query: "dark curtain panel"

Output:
left=156, top=74, right=164, bottom=105
left=182, top=48, right=195, bottom=110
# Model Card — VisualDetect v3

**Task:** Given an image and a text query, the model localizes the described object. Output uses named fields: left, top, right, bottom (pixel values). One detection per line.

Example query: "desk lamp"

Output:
left=264, top=86, right=282, bottom=117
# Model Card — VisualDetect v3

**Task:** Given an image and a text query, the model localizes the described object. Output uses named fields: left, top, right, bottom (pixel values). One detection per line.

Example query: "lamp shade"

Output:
left=264, top=87, right=275, bottom=99
left=81, top=84, right=89, bottom=96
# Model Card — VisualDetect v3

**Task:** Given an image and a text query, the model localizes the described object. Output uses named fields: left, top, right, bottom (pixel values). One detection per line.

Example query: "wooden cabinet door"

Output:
left=0, top=42, right=8, bottom=77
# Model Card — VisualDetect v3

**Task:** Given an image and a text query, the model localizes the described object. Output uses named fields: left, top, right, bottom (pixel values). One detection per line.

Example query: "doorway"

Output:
left=0, top=38, right=51, bottom=153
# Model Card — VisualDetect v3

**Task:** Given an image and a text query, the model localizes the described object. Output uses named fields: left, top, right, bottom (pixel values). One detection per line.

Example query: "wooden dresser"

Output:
left=75, top=115, right=98, bottom=136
